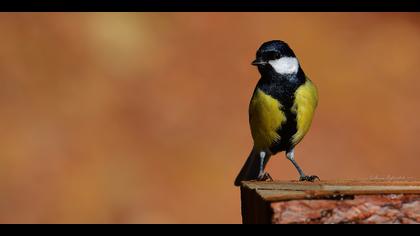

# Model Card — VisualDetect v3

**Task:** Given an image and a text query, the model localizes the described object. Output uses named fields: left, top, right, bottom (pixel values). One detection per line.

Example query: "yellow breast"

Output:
left=291, top=78, right=318, bottom=145
left=249, top=89, right=286, bottom=150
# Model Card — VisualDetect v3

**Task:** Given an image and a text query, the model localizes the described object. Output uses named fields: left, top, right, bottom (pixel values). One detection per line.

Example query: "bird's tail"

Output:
left=234, top=148, right=270, bottom=186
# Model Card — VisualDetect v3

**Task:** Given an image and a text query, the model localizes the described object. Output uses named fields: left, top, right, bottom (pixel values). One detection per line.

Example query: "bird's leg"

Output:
left=286, top=149, right=319, bottom=182
left=257, top=151, right=273, bottom=182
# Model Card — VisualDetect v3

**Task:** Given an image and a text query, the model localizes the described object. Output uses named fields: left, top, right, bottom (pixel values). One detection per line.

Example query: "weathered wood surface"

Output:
left=240, top=179, right=420, bottom=224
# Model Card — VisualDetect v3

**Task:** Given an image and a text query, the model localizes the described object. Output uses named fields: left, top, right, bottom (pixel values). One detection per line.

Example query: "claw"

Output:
left=299, top=175, right=320, bottom=182
left=258, top=172, right=273, bottom=182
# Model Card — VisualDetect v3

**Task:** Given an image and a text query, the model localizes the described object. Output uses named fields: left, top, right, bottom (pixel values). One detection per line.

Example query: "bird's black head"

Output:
left=252, top=40, right=300, bottom=76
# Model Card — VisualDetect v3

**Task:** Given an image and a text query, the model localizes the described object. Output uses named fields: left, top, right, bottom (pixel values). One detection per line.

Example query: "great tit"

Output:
left=234, top=40, right=319, bottom=186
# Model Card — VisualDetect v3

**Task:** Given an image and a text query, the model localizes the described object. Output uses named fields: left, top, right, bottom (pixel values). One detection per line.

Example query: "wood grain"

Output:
left=240, top=179, right=420, bottom=224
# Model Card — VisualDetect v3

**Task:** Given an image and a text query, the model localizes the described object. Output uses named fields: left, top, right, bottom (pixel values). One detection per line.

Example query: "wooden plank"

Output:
left=242, top=179, right=420, bottom=201
left=240, top=179, right=420, bottom=224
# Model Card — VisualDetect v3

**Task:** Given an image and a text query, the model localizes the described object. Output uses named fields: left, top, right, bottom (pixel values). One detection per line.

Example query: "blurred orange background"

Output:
left=0, top=13, right=419, bottom=223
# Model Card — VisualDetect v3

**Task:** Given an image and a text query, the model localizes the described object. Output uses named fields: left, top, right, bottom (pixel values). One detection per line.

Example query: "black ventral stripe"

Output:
left=0, top=0, right=418, bottom=12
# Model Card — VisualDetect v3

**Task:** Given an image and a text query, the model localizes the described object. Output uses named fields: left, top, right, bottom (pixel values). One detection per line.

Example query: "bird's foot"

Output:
left=257, top=172, right=273, bottom=182
left=299, top=175, right=320, bottom=182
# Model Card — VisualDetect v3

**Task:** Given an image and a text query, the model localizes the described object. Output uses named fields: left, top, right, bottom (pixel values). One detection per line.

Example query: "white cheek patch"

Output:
left=268, top=57, right=299, bottom=74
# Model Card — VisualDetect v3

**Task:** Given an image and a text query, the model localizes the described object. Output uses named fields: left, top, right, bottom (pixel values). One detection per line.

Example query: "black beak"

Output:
left=251, top=58, right=266, bottom=66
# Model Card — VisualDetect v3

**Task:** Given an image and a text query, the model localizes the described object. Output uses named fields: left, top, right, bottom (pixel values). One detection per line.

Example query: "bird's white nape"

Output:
left=268, top=57, right=299, bottom=75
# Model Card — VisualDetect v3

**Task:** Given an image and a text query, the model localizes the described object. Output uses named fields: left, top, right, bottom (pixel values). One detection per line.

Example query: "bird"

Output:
left=234, top=40, right=319, bottom=186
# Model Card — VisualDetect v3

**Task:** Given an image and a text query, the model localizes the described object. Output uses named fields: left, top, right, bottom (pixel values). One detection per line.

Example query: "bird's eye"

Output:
left=267, top=51, right=280, bottom=60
